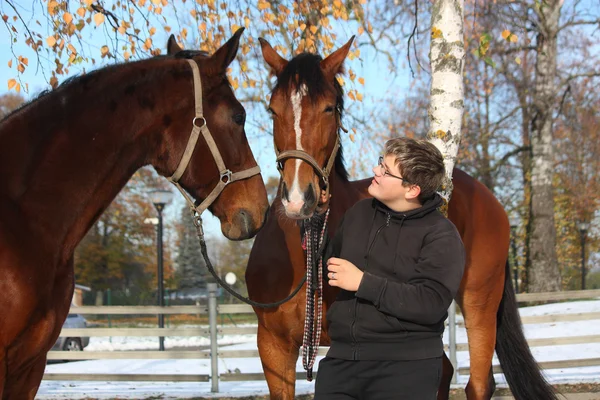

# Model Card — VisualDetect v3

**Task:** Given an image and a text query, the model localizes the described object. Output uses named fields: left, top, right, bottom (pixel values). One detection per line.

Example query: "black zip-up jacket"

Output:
left=325, top=195, right=465, bottom=361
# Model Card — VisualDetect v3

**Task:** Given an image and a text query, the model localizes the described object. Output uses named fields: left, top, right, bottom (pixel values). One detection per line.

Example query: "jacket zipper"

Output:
left=350, top=212, right=391, bottom=359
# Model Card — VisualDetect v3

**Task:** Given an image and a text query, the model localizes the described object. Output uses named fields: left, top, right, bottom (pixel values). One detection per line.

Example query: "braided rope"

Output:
left=301, top=208, right=330, bottom=381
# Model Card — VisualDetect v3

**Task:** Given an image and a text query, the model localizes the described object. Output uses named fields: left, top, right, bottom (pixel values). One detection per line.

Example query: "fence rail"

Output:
left=43, top=287, right=600, bottom=391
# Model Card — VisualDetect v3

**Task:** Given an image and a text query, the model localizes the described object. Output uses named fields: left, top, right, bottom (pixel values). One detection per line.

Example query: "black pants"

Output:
left=314, top=356, right=442, bottom=400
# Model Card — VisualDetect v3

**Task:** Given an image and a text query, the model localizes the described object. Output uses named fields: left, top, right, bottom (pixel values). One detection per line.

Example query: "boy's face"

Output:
left=368, top=154, right=421, bottom=211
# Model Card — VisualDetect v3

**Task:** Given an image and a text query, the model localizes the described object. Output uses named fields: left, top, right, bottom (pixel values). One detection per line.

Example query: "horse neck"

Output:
left=0, top=59, right=185, bottom=262
left=327, top=169, right=365, bottom=232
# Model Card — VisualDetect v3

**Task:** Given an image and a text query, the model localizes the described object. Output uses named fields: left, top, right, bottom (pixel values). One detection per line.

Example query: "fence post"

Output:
left=208, top=283, right=219, bottom=392
left=448, top=299, right=457, bottom=384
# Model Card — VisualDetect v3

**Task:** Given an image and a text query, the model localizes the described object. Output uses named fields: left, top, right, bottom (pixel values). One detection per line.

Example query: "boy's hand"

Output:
left=327, top=257, right=364, bottom=291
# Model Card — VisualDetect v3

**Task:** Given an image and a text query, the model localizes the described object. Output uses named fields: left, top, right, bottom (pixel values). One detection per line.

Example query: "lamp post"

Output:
left=577, top=221, right=590, bottom=291
left=149, top=189, right=174, bottom=351
left=509, top=217, right=519, bottom=293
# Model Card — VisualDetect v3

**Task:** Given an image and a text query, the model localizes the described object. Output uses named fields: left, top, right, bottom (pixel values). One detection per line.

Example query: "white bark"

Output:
left=427, top=0, right=465, bottom=203
left=529, top=0, right=562, bottom=292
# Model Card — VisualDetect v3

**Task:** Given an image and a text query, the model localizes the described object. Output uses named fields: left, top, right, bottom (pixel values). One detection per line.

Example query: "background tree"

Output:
left=174, top=204, right=208, bottom=291
left=0, top=92, right=24, bottom=118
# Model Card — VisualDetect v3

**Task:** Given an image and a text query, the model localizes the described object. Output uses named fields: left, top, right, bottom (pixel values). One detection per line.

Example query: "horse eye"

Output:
left=233, top=113, right=246, bottom=126
left=267, top=107, right=276, bottom=116
left=324, top=105, right=334, bottom=113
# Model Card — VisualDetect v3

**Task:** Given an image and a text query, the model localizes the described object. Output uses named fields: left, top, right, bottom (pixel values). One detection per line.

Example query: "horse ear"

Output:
left=258, top=37, right=288, bottom=76
left=167, top=34, right=183, bottom=56
left=320, top=36, right=355, bottom=81
left=206, top=27, right=244, bottom=73
left=167, top=34, right=183, bottom=55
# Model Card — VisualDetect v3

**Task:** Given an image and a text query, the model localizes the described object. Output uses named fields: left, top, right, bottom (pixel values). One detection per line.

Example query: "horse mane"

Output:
left=0, top=51, right=209, bottom=125
left=275, top=53, right=349, bottom=181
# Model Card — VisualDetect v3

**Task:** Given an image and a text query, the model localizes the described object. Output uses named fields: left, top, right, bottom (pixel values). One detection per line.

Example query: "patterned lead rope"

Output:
left=302, top=208, right=330, bottom=381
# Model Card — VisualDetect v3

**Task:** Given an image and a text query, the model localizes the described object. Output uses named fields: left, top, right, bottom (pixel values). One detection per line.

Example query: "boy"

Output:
left=314, top=137, right=465, bottom=400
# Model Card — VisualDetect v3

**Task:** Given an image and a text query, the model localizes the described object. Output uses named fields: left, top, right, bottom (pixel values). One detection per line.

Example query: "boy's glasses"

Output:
left=378, top=156, right=410, bottom=183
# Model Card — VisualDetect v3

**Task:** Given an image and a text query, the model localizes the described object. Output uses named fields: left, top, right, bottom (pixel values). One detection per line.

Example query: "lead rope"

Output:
left=301, top=208, right=330, bottom=381
left=191, top=211, right=307, bottom=308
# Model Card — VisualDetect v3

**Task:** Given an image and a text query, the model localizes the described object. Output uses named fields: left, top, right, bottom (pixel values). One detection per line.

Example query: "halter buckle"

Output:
left=220, top=169, right=233, bottom=185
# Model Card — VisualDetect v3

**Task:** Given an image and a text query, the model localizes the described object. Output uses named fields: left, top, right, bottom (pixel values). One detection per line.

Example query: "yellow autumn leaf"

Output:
left=358, top=25, right=364, bottom=35
left=515, top=57, right=521, bottom=65
left=46, top=36, right=57, bottom=47
left=510, top=34, right=518, bottom=43
left=310, top=25, right=318, bottom=34
left=7, top=59, right=12, bottom=68
left=68, top=44, right=77, bottom=54
left=231, top=78, right=239, bottom=90
left=50, top=76, right=58, bottom=88
left=21, top=57, right=28, bottom=66
left=93, top=13, right=105, bottom=27
left=101, top=45, right=109, bottom=55
left=164, top=26, right=171, bottom=32
left=15, top=83, right=21, bottom=93
left=199, top=22, right=207, bottom=32
left=333, top=0, right=343, bottom=8
left=348, top=90, right=356, bottom=100
left=77, top=7, right=86, bottom=17
left=502, top=30, right=510, bottom=40
left=151, top=0, right=160, bottom=4
left=258, top=0, right=270, bottom=10
left=118, top=26, right=126, bottom=35
left=358, top=77, right=365, bottom=85
left=149, top=27, right=156, bottom=36
left=124, top=51, right=131, bottom=60
left=349, top=133, right=355, bottom=142
left=47, top=1, right=58, bottom=15
left=2, top=14, right=8, bottom=23
left=231, top=24, right=240, bottom=33
left=63, top=12, right=73, bottom=25
left=356, top=92, right=363, bottom=101
left=432, top=26, right=442, bottom=40
left=8, top=78, right=16, bottom=90
left=144, top=38, right=152, bottom=50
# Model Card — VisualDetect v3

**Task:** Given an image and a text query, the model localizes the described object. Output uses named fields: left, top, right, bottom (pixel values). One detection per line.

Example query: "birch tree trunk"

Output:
left=529, top=0, right=562, bottom=292
left=427, top=0, right=465, bottom=204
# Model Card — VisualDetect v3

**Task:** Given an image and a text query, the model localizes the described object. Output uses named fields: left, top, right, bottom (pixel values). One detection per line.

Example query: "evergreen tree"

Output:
left=175, top=206, right=208, bottom=290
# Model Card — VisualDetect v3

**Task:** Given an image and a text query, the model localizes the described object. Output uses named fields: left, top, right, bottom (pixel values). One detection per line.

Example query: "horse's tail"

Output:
left=495, top=260, right=559, bottom=400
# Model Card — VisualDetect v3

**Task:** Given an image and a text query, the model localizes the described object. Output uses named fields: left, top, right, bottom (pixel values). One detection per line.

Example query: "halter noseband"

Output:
left=274, top=105, right=347, bottom=202
left=168, top=59, right=261, bottom=216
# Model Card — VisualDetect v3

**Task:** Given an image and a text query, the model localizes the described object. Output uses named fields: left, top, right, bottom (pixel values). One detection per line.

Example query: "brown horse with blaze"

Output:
left=0, top=28, right=268, bottom=399
left=245, top=37, right=558, bottom=400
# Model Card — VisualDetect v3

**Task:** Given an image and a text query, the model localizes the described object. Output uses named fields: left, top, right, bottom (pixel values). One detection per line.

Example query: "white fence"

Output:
left=43, top=285, right=600, bottom=392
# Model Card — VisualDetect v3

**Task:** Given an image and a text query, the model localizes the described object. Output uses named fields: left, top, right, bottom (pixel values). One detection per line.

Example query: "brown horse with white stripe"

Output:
left=0, top=29, right=268, bottom=399
left=246, top=38, right=558, bottom=399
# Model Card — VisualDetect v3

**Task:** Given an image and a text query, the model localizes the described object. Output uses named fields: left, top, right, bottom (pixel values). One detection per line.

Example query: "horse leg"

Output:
left=257, top=325, right=299, bottom=400
left=460, top=297, right=499, bottom=400
left=436, top=351, right=454, bottom=400
left=2, top=355, right=47, bottom=400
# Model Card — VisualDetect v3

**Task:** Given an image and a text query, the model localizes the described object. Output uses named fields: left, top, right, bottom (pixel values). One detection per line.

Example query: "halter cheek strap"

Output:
left=168, top=59, right=261, bottom=216
left=274, top=106, right=346, bottom=203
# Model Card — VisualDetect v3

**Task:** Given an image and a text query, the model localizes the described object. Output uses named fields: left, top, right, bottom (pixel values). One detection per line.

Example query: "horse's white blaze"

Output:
left=288, top=84, right=308, bottom=205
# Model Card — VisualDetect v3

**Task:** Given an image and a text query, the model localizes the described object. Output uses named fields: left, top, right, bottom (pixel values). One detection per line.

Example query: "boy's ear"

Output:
left=405, top=185, right=421, bottom=201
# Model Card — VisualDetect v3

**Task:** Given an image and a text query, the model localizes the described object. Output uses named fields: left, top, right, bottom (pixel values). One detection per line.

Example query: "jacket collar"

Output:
left=372, top=194, right=443, bottom=221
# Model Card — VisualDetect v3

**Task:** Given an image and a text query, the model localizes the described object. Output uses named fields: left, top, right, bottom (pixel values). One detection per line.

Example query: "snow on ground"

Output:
left=37, top=300, right=600, bottom=399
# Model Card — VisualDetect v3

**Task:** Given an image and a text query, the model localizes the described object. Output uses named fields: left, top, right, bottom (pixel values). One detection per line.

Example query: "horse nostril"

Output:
left=282, top=181, right=290, bottom=202
left=304, top=183, right=316, bottom=207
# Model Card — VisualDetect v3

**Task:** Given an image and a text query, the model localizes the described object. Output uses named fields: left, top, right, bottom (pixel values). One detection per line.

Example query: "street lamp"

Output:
left=509, top=216, right=519, bottom=293
left=577, top=221, right=590, bottom=291
left=149, top=189, right=174, bottom=351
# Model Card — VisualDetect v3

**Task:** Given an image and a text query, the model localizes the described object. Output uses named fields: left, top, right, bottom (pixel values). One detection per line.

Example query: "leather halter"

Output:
left=274, top=105, right=347, bottom=202
left=168, top=59, right=261, bottom=216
